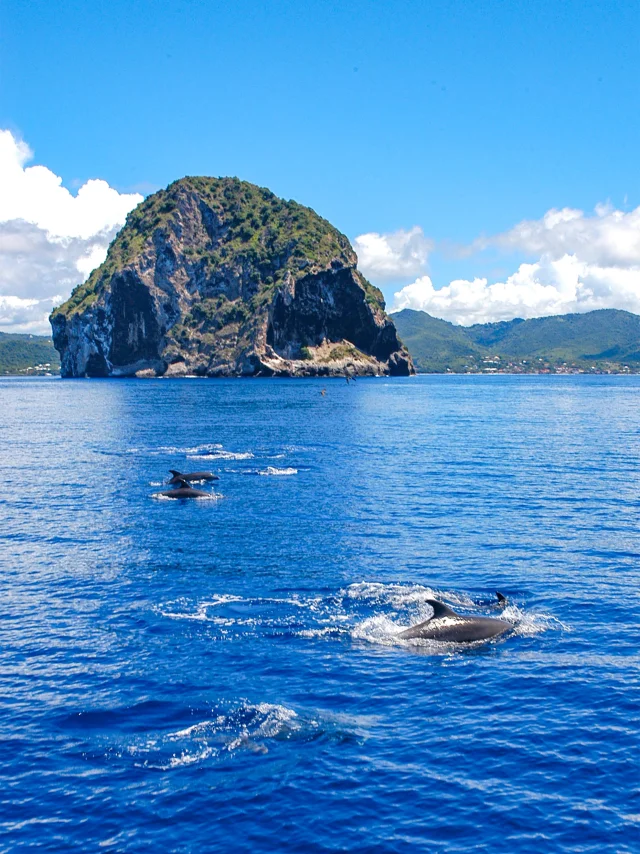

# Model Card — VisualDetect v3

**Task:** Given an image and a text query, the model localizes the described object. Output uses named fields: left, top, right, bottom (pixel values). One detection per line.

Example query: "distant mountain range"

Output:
left=393, top=308, right=640, bottom=373
left=0, top=332, right=60, bottom=375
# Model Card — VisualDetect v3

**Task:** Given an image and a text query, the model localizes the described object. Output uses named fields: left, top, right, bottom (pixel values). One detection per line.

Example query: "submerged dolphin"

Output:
left=477, top=591, right=508, bottom=609
left=167, top=469, right=219, bottom=484
left=398, top=599, right=510, bottom=643
left=155, top=478, right=212, bottom=499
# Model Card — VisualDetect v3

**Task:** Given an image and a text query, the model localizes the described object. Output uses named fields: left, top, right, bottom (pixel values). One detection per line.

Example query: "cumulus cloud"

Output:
left=485, top=204, right=640, bottom=266
left=353, top=226, right=432, bottom=280
left=0, top=130, right=142, bottom=334
left=392, top=205, right=640, bottom=324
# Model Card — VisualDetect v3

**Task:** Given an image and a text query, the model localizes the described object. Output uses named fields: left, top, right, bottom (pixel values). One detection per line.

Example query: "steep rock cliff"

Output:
left=50, top=177, right=413, bottom=378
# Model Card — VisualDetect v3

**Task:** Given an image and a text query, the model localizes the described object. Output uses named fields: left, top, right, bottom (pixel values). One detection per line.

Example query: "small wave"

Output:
left=258, top=467, right=298, bottom=476
left=503, top=604, right=571, bottom=636
left=171, top=720, right=218, bottom=738
left=297, top=626, right=348, bottom=638
left=126, top=443, right=224, bottom=456
left=189, top=451, right=254, bottom=461
left=160, top=595, right=243, bottom=621
left=135, top=702, right=302, bottom=769
left=351, top=615, right=409, bottom=646
left=150, top=492, right=222, bottom=501
left=165, top=443, right=223, bottom=454
left=343, top=581, right=474, bottom=608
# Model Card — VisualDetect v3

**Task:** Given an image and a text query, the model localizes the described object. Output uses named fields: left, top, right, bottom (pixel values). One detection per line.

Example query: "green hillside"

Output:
left=0, top=333, right=60, bottom=375
left=391, top=310, right=484, bottom=371
left=393, top=309, right=640, bottom=373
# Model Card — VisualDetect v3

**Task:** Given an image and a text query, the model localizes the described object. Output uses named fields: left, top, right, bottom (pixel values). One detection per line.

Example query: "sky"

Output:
left=1, top=0, right=640, bottom=333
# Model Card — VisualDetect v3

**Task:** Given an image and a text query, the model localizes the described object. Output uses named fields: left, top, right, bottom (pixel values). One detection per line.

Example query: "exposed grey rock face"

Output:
left=50, top=177, right=414, bottom=378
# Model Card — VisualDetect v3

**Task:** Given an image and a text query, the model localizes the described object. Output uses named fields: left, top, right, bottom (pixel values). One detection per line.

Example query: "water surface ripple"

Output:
left=1, top=376, right=638, bottom=852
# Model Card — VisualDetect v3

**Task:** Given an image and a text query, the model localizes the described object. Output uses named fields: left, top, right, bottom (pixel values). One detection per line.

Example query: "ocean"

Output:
left=1, top=375, right=638, bottom=853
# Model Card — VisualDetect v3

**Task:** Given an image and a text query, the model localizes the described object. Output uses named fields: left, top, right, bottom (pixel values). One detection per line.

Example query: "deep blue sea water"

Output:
left=1, top=375, right=639, bottom=853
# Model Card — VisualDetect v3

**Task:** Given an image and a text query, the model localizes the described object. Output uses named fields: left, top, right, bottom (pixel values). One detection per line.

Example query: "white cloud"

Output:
left=0, top=130, right=142, bottom=334
left=392, top=205, right=640, bottom=324
left=353, top=226, right=432, bottom=280
left=485, top=204, right=640, bottom=266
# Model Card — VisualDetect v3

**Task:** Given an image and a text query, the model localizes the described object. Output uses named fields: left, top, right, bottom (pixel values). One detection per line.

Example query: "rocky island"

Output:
left=50, top=177, right=413, bottom=378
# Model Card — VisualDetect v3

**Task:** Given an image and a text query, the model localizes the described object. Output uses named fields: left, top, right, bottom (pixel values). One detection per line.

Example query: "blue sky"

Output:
left=1, top=0, right=640, bottom=331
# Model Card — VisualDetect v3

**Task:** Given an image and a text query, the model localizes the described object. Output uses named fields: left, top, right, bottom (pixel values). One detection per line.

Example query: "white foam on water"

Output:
left=245, top=702, right=298, bottom=734
left=351, top=614, right=410, bottom=646
left=127, top=443, right=224, bottom=455
left=165, top=443, right=223, bottom=454
left=279, top=595, right=324, bottom=609
left=160, top=594, right=243, bottom=621
left=150, top=491, right=222, bottom=501
left=189, top=451, right=254, bottom=461
left=119, top=702, right=294, bottom=769
left=503, top=604, right=571, bottom=636
left=297, top=626, right=348, bottom=638
left=158, top=592, right=329, bottom=628
left=258, top=466, right=298, bottom=476
left=171, top=719, right=219, bottom=738
left=165, top=745, right=217, bottom=768
left=343, top=581, right=474, bottom=608
left=155, top=702, right=300, bottom=768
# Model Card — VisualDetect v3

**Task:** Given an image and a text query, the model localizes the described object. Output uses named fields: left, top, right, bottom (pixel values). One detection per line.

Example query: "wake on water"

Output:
left=68, top=700, right=368, bottom=772
left=150, top=492, right=223, bottom=501
left=157, top=581, right=566, bottom=650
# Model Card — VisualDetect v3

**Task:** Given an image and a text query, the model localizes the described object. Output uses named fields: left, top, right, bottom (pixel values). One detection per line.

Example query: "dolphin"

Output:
left=398, top=599, right=510, bottom=643
left=477, top=591, right=509, bottom=609
left=155, top=478, right=212, bottom=499
left=167, top=469, right=219, bottom=484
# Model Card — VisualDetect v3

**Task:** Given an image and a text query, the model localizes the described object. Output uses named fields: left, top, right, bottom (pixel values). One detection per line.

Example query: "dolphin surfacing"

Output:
left=167, top=469, right=219, bottom=484
left=398, top=599, right=510, bottom=643
left=155, top=478, right=212, bottom=499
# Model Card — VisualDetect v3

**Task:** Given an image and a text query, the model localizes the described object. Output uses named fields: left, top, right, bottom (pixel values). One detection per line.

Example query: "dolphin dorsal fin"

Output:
left=169, top=469, right=182, bottom=477
left=496, top=591, right=507, bottom=604
left=176, top=478, right=190, bottom=488
left=426, top=599, right=459, bottom=619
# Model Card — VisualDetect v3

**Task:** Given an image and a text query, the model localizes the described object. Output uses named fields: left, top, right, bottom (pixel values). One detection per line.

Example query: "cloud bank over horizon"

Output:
left=387, top=205, right=640, bottom=325
left=0, top=130, right=142, bottom=334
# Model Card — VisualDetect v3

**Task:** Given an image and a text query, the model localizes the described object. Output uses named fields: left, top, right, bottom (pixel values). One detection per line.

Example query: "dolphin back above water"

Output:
left=168, top=469, right=219, bottom=484
left=398, top=599, right=510, bottom=643
left=156, top=478, right=212, bottom=499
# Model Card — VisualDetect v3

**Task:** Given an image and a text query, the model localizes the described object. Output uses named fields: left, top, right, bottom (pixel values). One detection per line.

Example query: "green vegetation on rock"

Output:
left=50, top=175, right=411, bottom=378
left=52, top=176, right=384, bottom=322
